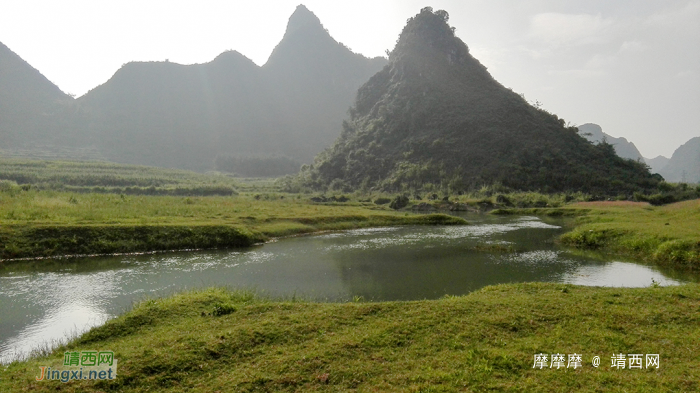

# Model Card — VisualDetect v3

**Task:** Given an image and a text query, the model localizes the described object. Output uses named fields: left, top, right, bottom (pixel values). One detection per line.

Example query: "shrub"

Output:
left=212, top=303, right=237, bottom=316
left=0, top=180, right=20, bottom=193
left=389, top=195, right=409, bottom=210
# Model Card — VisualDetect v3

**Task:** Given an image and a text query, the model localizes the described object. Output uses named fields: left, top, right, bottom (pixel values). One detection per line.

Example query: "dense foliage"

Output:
left=297, top=8, right=661, bottom=196
left=633, top=181, right=700, bottom=205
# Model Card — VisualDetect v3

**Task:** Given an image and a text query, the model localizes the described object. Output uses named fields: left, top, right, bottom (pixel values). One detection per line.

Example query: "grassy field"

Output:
left=0, top=190, right=465, bottom=260
left=2, top=159, right=699, bottom=391
left=1, top=284, right=698, bottom=392
left=0, top=158, right=237, bottom=195
left=558, top=200, right=700, bottom=270
left=489, top=200, right=700, bottom=270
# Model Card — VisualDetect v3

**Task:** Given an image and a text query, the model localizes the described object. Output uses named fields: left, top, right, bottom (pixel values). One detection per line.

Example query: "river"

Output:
left=0, top=214, right=696, bottom=363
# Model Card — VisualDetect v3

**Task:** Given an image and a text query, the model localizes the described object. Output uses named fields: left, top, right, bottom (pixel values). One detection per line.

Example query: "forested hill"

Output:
left=1, top=5, right=386, bottom=173
left=0, top=41, right=73, bottom=150
left=297, top=7, right=659, bottom=195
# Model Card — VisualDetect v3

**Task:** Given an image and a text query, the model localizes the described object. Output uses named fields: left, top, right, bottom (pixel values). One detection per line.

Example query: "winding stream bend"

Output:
left=1, top=214, right=696, bottom=363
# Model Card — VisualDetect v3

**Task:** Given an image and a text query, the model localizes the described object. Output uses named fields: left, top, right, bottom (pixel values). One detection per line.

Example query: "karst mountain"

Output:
left=577, top=123, right=644, bottom=162
left=0, top=41, right=73, bottom=154
left=1, top=5, right=386, bottom=173
left=658, top=137, right=700, bottom=183
left=299, top=8, right=658, bottom=194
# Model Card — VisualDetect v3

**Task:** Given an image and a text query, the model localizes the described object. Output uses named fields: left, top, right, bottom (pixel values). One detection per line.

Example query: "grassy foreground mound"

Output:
left=560, top=200, right=700, bottom=269
left=2, top=284, right=698, bottom=392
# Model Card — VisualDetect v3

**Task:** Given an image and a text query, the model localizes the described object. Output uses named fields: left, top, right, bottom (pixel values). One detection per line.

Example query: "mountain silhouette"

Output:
left=300, top=7, right=658, bottom=194
left=644, top=155, right=670, bottom=174
left=261, top=5, right=387, bottom=161
left=577, top=123, right=644, bottom=162
left=658, top=137, right=700, bottom=183
left=2, top=5, right=386, bottom=173
left=0, top=41, right=73, bottom=151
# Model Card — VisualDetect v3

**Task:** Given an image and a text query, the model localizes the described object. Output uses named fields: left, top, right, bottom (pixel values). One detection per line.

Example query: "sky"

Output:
left=1, top=0, right=698, bottom=158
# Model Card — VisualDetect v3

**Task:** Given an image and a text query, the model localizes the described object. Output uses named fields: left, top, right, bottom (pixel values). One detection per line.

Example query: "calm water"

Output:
left=0, top=214, right=696, bottom=363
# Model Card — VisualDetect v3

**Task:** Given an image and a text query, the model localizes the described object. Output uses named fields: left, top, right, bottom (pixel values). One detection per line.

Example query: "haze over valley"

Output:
left=1, top=2, right=698, bottom=180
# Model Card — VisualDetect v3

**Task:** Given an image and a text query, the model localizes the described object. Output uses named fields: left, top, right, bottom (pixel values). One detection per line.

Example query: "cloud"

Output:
left=675, top=70, right=698, bottom=79
left=646, top=0, right=700, bottom=32
left=545, top=53, right=615, bottom=80
left=548, top=68, right=606, bottom=79
left=585, top=53, right=616, bottom=69
left=528, top=12, right=614, bottom=47
left=619, top=40, right=645, bottom=53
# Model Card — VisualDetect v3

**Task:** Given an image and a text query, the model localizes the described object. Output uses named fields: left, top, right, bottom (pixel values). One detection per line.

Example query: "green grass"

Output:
left=0, top=190, right=465, bottom=260
left=2, top=161, right=699, bottom=391
left=2, top=284, right=698, bottom=392
left=0, top=158, right=238, bottom=195
left=558, top=200, right=700, bottom=269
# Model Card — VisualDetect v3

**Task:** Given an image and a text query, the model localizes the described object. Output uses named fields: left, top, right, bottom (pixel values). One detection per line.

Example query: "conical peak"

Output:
left=392, top=7, right=464, bottom=59
left=284, top=4, right=324, bottom=37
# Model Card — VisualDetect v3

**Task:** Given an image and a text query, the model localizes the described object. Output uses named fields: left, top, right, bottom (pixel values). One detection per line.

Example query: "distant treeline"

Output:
left=0, top=158, right=238, bottom=196
left=57, top=185, right=236, bottom=196
left=215, top=156, right=301, bottom=177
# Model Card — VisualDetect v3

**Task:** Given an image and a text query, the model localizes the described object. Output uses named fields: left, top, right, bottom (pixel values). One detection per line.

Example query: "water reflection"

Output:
left=0, top=214, right=696, bottom=363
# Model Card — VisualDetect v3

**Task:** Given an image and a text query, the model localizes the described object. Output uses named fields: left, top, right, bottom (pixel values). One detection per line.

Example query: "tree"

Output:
left=435, top=10, right=449, bottom=22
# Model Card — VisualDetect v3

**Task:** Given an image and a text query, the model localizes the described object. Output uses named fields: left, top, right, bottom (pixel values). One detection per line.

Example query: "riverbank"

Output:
left=560, top=200, right=700, bottom=269
left=0, top=191, right=465, bottom=261
left=556, top=200, right=699, bottom=270
left=2, top=283, right=698, bottom=392
left=492, top=200, right=700, bottom=270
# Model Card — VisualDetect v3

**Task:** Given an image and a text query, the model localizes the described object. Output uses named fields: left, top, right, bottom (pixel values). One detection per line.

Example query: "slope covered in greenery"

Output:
left=299, top=8, right=658, bottom=195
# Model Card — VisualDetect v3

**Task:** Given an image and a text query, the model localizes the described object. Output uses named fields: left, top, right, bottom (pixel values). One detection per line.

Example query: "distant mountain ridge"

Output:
left=297, top=7, right=658, bottom=194
left=658, top=137, right=700, bottom=183
left=645, top=155, right=670, bottom=174
left=0, top=5, right=387, bottom=172
left=0, top=41, right=73, bottom=150
left=577, top=123, right=644, bottom=162
left=576, top=124, right=699, bottom=182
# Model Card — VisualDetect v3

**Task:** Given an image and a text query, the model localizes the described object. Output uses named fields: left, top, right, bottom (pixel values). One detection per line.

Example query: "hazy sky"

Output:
left=1, top=0, right=698, bottom=158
